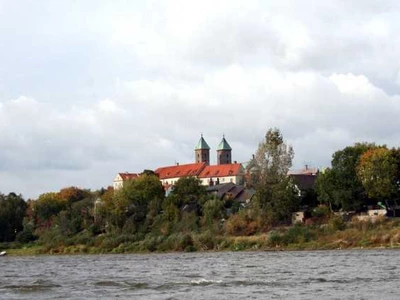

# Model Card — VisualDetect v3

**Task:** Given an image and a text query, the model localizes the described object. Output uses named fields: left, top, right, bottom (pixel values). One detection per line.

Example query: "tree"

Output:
left=113, top=174, right=164, bottom=231
left=255, top=128, right=294, bottom=182
left=356, top=147, right=397, bottom=199
left=203, top=198, right=224, bottom=228
left=33, top=192, right=67, bottom=228
left=316, top=143, right=375, bottom=211
left=59, top=186, right=90, bottom=207
left=168, top=177, right=207, bottom=208
left=252, top=128, right=297, bottom=225
left=315, top=168, right=337, bottom=211
left=390, top=147, right=400, bottom=200
left=0, top=193, right=27, bottom=242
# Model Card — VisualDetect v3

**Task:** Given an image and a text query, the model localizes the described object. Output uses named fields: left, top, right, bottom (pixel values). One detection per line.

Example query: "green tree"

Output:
left=356, top=147, right=397, bottom=199
left=0, top=193, right=27, bottom=242
left=113, top=174, right=164, bottom=231
left=390, top=147, right=400, bottom=199
left=252, top=128, right=297, bottom=225
left=168, top=177, right=207, bottom=208
left=316, top=143, right=375, bottom=211
left=202, top=198, right=224, bottom=228
left=315, top=168, right=337, bottom=211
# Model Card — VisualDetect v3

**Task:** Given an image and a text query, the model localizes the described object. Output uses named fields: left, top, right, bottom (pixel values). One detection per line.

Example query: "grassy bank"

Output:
left=4, top=217, right=400, bottom=256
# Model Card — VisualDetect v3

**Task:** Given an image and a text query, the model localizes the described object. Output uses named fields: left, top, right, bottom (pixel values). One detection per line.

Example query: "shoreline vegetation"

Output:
left=3, top=129, right=400, bottom=257
left=4, top=216, right=400, bottom=256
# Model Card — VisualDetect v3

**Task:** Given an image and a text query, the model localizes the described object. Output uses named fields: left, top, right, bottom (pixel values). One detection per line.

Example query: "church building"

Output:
left=155, top=135, right=245, bottom=187
left=113, top=135, right=245, bottom=190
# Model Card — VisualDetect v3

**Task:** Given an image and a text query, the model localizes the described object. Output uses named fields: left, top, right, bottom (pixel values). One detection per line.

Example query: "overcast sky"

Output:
left=1, top=0, right=400, bottom=199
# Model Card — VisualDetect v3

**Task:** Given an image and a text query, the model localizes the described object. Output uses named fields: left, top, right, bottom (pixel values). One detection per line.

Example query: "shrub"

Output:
left=194, top=231, right=216, bottom=250
left=268, top=231, right=283, bottom=247
left=328, top=215, right=346, bottom=231
left=224, top=214, right=247, bottom=236
left=158, top=233, right=194, bottom=251
left=173, top=212, right=200, bottom=234
left=267, top=225, right=315, bottom=247
left=312, top=205, right=331, bottom=218
left=284, top=225, right=315, bottom=244
left=15, top=227, right=37, bottom=244
left=140, top=236, right=164, bottom=252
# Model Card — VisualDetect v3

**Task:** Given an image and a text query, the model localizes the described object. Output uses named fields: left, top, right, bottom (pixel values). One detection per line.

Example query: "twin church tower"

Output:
left=194, top=135, right=232, bottom=165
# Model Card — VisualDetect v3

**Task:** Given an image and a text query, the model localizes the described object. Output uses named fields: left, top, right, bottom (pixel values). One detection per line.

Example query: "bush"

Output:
left=15, top=227, right=37, bottom=244
left=268, top=231, right=283, bottom=247
left=312, top=205, right=331, bottom=218
left=329, top=215, right=346, bottom=231
left=194, top=231, right=216, bottom=250
left=37, top=228, right=65, bottom=248
left=173, top=212, right=199, bottom=234
left=224, top=214, right=247, bottom=236
left=140, top=236, right=165, bottom=252
left=268, top=225, right=315, bottom=246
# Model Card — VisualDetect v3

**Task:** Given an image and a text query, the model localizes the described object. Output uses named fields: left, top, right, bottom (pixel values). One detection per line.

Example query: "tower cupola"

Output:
left=217, top=135, right=232, bottom=165
left=195, top=134, right=210, bottom=164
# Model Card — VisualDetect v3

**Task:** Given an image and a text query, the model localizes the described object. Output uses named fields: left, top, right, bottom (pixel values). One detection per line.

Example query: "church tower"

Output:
left=195, top=134, right=210, bottom=164
left=217, top=135, right=232, bottom=165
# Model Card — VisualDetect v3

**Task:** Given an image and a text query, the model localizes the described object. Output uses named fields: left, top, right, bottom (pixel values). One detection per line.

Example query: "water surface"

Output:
left=0, top=250, right=399, bottom=299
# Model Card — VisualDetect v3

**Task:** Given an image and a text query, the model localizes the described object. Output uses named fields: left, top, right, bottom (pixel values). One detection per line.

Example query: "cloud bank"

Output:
left=1, top=0, right=400, bottom=198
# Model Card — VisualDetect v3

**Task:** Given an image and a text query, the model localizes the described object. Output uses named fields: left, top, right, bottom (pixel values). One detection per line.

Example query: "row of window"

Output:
left=164, top=177, right=235, bottom=186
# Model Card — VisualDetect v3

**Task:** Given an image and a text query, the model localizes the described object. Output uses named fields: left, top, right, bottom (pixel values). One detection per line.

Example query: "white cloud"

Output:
left=1, top=0, right=400, bottom=198
left=329, top=73, right=379, bottom=95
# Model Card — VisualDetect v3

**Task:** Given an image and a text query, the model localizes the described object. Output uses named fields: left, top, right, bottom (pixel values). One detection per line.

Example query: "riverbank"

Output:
left=3, top=217, right=400, bottom=256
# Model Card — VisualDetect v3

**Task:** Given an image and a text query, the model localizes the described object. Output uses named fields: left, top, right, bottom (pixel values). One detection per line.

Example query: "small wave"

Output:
left=221, top=280, right=278, bottom=287
left=94, top=280, right=125, bottom=287
left=4, top=280, right=60, bottom=293
left=125, top=282, right=149, bottom=290
left=305, top=277, right=374, bottom=284
left=190, top=279, right=222, bottom=286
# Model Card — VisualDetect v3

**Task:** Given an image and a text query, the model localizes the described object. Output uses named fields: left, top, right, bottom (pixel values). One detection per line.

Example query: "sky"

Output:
left=1, top=0, right=400, bottom=199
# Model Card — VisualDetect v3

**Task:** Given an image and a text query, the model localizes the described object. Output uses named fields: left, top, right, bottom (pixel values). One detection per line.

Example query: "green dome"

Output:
left=195, top=135, right=210, bottom=150
left=217, top=136, right=232, bottom=151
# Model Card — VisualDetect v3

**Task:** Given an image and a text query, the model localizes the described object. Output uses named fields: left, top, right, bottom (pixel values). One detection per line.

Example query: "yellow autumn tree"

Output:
left=356, top=147, right=397, bottom=199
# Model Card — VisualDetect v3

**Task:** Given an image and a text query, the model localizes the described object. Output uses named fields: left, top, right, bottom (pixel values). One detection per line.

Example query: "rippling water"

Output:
left=1, top=250, right=399, bottom=299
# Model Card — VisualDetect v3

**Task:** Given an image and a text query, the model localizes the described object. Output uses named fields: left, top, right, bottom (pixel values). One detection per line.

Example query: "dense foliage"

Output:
left=0, top=193, right=27, bottom=242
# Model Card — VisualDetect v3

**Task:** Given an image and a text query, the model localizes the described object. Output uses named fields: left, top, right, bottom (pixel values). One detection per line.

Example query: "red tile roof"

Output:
left=288, top=167, right=318, bottom=176
left=118, top=173, right=139, bottom=180
left=198, top=163, right=243, bottom=178
left=155, top=162, right=207, bottom=179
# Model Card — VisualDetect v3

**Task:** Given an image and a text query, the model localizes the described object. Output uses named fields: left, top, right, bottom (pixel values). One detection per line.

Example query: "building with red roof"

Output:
left=155, top=162, right=207, bottom=186
left=113, top=135, right=246, bottom=189
left=198, top=163, right=245, bottom=185
left=113, top=172, right=140, bottom=190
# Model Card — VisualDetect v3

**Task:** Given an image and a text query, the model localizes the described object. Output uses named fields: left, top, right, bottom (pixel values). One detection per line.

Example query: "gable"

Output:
left=115, top=172, right=139, bottom=181
left=113, top=174, right=123, bottom=182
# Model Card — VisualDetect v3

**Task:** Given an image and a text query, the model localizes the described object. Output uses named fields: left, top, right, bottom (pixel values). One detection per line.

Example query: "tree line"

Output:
left=1, top=128, right=400, bottom=249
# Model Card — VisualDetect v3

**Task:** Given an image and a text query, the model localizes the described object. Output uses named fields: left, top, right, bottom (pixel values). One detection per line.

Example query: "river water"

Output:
left=0, top=249, right=399, bottom=299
